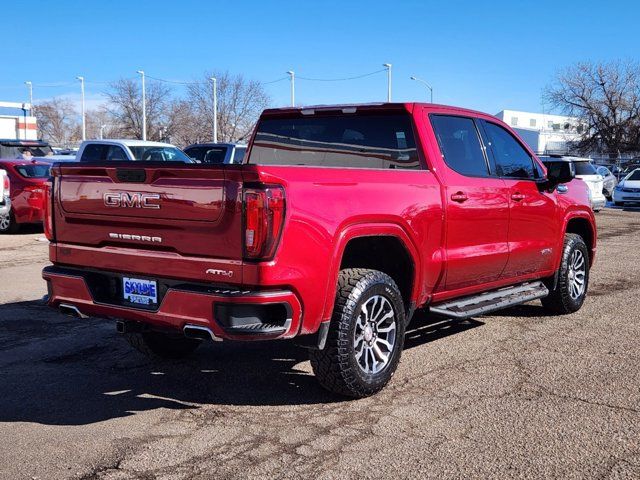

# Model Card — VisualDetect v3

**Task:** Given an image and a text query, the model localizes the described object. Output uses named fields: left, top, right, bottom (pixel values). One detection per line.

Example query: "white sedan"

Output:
left=613, top=168, right=640, bottom=206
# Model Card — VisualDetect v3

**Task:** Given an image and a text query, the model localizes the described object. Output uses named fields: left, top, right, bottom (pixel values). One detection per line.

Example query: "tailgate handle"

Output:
left=116, top=168, right=147, bottom=183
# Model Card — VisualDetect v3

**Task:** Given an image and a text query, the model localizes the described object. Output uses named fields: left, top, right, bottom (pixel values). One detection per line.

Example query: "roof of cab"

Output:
left=81, top=139, right=176, bottom=148
left=260, top=102, right=497, bottom=120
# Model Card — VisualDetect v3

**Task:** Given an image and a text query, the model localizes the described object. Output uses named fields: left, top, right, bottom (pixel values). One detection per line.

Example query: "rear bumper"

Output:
left=42, top=265, right=303, bottom=341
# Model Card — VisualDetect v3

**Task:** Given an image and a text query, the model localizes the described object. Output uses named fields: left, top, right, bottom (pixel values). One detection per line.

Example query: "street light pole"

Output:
left=136, top=70, right=146, bottom=140
left=76, top=76, right=86, bottom=140
left=409, top=76, right=434, bottom=103
left=383, top=63, right=392, bottom=102
left=210, top=77, right=218, bottom=143
left=287, top=71, right=295, bottom=107
left=25, top=81, right=33, bottom=114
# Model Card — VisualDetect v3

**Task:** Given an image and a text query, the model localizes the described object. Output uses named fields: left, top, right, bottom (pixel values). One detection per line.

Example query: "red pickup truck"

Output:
left=43, top=103, right=596, bottom=398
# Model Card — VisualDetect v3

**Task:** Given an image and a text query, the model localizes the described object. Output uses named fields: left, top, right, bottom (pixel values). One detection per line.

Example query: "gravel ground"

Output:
left=0, top=208, right=639, bottom=480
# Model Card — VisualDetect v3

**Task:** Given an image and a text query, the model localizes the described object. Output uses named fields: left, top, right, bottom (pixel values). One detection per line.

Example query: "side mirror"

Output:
left=543, top=160, right=575, bottom=189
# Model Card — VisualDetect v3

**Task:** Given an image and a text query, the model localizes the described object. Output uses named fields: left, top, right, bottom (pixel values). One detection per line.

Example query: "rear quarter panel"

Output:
left=242, top=165, right=444, bottom=334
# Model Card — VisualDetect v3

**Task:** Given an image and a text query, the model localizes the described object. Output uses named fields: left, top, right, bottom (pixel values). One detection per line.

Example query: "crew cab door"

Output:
left=480, top=120, right=558, bottom=277
left=429, top=114, right=510, bottom=291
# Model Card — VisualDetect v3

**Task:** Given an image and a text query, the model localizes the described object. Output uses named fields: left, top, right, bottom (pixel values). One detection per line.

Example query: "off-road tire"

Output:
left=0, top=209, right=19, bottom=234
left=125, top=331, right=201, bottom=359
left=541, top=233, right=589, bottom=314
left=309, top=268, right=406, bottom=398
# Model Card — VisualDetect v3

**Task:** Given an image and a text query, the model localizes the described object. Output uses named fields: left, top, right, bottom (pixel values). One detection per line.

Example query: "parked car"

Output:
left=0, top=159, right=50, bottom=233
left=0, top=169, right=10, bottom=222
left=77, top=140, right=194, bottom=163
left=613, top=168, right=640, bottom=207
left=540, top=156, right=606, bottom=212
left=43, top=103, right=596, bottom=398
left=183, top=143, right=247, bottom=164
left=596, top=165, right=618, bottom=199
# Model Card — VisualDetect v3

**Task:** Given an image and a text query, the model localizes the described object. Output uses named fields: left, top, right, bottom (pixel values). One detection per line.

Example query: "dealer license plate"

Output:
left=122, top=277, right=158, bottom=305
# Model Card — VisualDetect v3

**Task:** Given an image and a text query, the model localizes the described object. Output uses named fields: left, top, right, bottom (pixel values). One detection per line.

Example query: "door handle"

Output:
left=511, top=193, right=526, bottom=202
left=450, top=192, right=468, bottom=203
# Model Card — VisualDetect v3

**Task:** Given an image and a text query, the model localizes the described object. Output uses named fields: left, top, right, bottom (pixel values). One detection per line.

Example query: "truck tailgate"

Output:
left=52, top=164, right=243, bottom=270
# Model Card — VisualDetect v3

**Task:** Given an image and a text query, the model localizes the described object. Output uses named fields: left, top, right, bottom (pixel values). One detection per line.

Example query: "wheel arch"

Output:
left=321, top=223, right=421, bottom=322
left=563, top=213, right=596, bottom=266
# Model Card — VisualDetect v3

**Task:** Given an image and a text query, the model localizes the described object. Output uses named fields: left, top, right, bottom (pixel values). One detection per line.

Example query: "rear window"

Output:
left=184, top=146, right=227, bottom=164
left=248, top=113, right=420, bottom=169
left=232, top=147, right=246, bottom=164
left=15, top=165, right=50, bottom=178
left=574, top=162, right=597, bottom=176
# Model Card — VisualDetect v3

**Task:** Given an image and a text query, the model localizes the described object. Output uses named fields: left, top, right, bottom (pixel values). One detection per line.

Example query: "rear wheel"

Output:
left=0, top=209, right=19, bottom=234
left=541, top=233, right=589, bottom=314
left=125, top=331, right=201, bottom=359
left=309, top=268, right=406, bottom=398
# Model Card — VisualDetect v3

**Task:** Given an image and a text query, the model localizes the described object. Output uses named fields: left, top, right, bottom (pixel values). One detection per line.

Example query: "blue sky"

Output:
left=1, top=0, right=638, bottom=114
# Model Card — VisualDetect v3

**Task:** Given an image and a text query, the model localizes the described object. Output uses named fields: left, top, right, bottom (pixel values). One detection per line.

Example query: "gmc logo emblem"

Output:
left=104, top=192, right=160, bottom=209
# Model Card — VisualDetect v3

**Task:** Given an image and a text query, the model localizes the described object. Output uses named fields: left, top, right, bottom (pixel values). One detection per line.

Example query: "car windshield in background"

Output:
left=248, top=113, right=420, bottom=169
left=0, top=144, right=54, bottom=158
left=128, top=146, right=192, bottom=162
left=15, top=164, right=51, bottom=178
left=574, top=162, right=598, bottom=176
left=184, top=146, right=227, bottom=164
left=627, top=170, right=640, bottom=181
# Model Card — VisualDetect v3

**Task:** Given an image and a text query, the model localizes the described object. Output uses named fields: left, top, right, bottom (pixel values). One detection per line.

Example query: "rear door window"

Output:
left=483, top=122, right=537, bottom=179
left=430, top=115, right=489, bottom=177
left=248, top=113, right=420, bottom=169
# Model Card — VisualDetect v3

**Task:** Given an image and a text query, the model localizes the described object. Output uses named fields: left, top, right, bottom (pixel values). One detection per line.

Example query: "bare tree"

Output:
left=85, top=108, right=119, bottom=140
left=33, top=98, right=79, bottom=147
left=104, top=78, right=173, bottom=140
left=545, top=61, right=640, bottom=154
left=179, top=71, right=270, bottom=144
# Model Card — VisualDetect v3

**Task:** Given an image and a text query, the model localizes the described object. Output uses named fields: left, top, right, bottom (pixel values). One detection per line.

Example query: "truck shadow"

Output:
left=0, top=300, right=482, bottom=426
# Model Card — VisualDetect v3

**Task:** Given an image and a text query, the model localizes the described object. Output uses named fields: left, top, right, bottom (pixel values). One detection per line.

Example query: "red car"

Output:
left=43, top=103, right=596, bottom=397
left=0, top=158, right=51, bottom=233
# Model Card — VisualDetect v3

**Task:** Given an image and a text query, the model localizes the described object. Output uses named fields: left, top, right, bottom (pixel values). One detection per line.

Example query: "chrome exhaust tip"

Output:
left=59, top=303, right=88, bottom=319
left=183, top=324, right=221, bottom=342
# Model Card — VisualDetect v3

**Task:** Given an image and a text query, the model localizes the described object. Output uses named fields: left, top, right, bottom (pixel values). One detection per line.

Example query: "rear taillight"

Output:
left=243, top=186, right=285, bottom=260
left=23, top=185, right=45, bottom=206
left=43, top=181, right=54, bottom=241
left=2, top=174, right=8, bottom=192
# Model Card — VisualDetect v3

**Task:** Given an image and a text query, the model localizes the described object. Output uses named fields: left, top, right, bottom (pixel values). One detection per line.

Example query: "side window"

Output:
left=107, top=146, right=128, bottom=161
left=430, top=115, right=489, bottom=177
left=484, top=122, right=536, bottom=179
left=80, top=144, right=109, bottom=162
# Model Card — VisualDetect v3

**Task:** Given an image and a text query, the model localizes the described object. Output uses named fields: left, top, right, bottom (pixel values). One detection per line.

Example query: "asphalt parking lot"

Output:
left=0, top=208, right=639, bottom=480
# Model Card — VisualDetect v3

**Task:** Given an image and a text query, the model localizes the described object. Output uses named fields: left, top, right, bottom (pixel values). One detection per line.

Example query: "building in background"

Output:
left=495, top=109, right=584, bottom=155
left=0, top=101, right=37, bottom=141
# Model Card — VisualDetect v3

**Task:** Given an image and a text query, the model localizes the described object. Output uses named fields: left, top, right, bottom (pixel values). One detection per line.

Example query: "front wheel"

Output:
left=309, top=268, right=406, bottom=398
left=541, top=233, right=589, bottom=314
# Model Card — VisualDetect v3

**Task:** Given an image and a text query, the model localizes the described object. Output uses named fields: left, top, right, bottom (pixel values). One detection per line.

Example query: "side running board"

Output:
left=429, top=281, right=549, bottom=319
